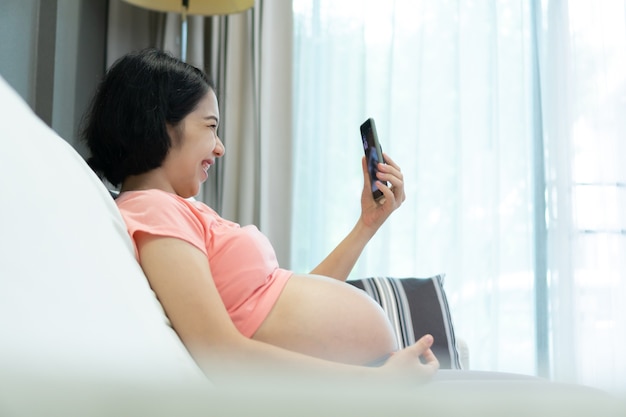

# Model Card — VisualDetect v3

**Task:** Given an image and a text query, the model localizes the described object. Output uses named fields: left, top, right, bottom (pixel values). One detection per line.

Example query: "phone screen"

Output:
left=360, top=118, right=387, bottom=201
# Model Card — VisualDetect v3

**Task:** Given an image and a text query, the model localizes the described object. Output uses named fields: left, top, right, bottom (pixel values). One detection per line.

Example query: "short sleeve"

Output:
left=116, top=191, right=208, bottom=258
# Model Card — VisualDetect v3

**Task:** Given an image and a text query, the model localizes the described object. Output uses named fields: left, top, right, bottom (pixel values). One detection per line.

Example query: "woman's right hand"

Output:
left=380, top=334, right=440, bottom=383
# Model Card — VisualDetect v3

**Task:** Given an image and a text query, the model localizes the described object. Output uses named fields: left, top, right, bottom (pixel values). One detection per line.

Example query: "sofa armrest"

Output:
left=456, top=338, right=470, bottom=370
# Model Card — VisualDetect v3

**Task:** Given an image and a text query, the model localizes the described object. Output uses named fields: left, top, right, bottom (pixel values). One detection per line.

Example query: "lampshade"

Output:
left=122, top=0, right=254, bottom=16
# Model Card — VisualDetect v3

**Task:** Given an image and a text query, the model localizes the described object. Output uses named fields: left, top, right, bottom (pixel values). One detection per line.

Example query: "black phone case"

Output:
left=360, top=118, right=386, bottom=201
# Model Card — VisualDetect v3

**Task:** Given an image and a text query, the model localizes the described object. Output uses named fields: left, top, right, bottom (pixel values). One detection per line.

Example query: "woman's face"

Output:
left=163, top=89, right=225, bottom=198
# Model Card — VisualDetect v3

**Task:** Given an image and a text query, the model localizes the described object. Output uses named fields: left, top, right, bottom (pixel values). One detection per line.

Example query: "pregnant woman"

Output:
left=81, top=48, right=438, bottom=383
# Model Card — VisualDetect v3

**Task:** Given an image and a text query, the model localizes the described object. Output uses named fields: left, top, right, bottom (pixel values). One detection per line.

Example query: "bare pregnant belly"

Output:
left=252, top=274, right=398, bottom=365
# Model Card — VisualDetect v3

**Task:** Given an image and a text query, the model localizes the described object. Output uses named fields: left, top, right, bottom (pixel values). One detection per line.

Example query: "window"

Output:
left=292, top=0, right=626, bottom=393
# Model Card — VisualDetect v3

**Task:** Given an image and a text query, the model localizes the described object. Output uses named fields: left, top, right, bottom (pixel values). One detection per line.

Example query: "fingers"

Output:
left=409, top=334, right=440, bottom=372
left=360, top=153, right=405, bottom=208
left=422, top=348, right=439, bottom=371
left=381, top=153, right=401, bottom=171
left=375, top=153, right=405, bottom=204
left=381, top=334, right=440, bottom=383
left=411, top=334, right=434, bottom=355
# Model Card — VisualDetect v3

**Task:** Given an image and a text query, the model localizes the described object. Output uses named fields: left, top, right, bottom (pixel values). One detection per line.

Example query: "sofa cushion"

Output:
left=0, top=76, right=203, bottom=381
left=348, top=275, right=462, bottom=369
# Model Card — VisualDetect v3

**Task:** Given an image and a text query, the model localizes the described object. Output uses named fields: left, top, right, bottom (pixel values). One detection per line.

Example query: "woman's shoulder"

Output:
left=115, top=190, right=212, bottom=255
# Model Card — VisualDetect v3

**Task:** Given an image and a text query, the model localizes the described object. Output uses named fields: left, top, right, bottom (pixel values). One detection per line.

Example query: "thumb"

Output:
left=411, top=334, right=434, bottom=354
left=412, top=334, right=439, bottom=372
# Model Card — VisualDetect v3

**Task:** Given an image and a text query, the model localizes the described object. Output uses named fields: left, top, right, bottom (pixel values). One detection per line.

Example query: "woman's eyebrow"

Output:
left=204, top=115, right=219, bottom=122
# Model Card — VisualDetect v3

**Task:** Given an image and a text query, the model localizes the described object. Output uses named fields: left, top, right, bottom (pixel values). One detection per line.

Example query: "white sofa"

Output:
left=0, top=76, right=623, bottom=417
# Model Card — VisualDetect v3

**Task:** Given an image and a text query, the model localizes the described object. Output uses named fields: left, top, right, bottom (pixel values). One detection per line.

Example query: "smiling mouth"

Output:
left=202, top=160, right=211, bottom=172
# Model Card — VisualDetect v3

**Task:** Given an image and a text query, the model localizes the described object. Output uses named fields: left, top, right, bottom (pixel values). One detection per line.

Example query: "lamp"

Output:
left=121, top=0, right=254, bottom=61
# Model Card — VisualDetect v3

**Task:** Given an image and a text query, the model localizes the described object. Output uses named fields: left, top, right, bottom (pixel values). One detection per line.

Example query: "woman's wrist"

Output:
left=356, top=215, right=380, bottom=240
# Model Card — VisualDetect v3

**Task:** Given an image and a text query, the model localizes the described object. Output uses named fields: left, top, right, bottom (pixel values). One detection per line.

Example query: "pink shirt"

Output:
left=116, top=189, right=292, bottom=337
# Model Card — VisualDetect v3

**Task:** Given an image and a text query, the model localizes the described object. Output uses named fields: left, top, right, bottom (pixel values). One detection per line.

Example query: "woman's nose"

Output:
left=215, top=137, right=225, bottom=157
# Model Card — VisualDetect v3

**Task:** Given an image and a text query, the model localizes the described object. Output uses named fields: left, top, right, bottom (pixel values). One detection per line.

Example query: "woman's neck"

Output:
left=120, top=169, right=174, bottom=194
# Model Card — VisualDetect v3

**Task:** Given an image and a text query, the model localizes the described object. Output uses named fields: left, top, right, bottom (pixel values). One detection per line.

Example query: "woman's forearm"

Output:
left=198, top=334, right=380, bottom=383
left=309, top=220, right=376, bottom=281
left=197, top=330, right=438, bottom=387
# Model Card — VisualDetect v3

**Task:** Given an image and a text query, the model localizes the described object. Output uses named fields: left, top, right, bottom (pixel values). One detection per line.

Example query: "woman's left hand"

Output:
left=360, top=153, right=406, bottom=230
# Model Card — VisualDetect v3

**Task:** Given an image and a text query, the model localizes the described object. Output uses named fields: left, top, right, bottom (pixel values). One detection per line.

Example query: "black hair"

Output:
left=80, top=48, right=215, bottom=187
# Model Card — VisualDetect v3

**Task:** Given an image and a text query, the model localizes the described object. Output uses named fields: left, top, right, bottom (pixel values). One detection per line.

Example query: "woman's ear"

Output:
left=165, top=122, right=183, bottom=147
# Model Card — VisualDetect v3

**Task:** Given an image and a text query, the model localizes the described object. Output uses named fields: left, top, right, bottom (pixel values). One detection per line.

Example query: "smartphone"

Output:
left=360, top=117, right=388, bottom=201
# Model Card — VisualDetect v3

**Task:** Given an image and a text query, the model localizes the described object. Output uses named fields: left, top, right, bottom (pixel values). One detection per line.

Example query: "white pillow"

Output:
left=0, top=76, right=203, bottom=382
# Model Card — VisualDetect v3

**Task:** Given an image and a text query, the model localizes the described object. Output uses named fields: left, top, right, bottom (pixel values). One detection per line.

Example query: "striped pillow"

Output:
left=348, top=275, right=462, bottom=369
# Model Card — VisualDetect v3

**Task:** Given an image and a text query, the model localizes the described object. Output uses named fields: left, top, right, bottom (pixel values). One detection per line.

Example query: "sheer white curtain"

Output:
left=292, top=0, right=626, bottom=393
left=538, top=0, right=626, bottom=393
